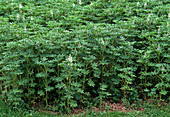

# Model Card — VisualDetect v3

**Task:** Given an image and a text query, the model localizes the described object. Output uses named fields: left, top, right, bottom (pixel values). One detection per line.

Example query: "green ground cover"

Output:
left=0, top=0, right=169, bottom=115
left=0, top=96, right=170, bottom=117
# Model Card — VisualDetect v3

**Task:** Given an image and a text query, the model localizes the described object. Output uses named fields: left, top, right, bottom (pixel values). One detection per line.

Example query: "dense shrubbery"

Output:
left=0, top=0, right=169, bottom=113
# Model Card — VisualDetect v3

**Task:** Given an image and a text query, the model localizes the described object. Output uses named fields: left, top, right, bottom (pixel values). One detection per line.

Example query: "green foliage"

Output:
left=0, top=0, right=169, bottom=113
left=0, top=96, right=169, bottom=117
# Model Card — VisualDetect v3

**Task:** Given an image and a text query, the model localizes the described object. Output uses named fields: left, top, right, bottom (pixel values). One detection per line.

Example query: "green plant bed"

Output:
left=0, top=98, right=170, bottom=117
left=0, top=0, right=169, bottom=114
left=1, top=96, right=169, bottom=117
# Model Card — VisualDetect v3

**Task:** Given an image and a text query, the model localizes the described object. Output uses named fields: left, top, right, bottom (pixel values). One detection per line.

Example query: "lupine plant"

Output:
left=0, top=0, right=169, bottom=113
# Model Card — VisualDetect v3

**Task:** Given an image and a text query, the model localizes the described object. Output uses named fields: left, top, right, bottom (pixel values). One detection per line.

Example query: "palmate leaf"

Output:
left=37, top=90, right=45, bottom=96
left=11, top=89, right=23, bottom=94
left=100, top=84, right=108, bottom=91
left=160, top=90, right=167, bottom=95
left=111, top=78, right=120, bottom=85
left=29, top=89, right=35, bottom=95
left=36, top=72, right=47, bottom=78
left=155, top=83, right=164, bottom=88
left=45, top=86, right=54, bottom=92
left=77, top=88, right=84, bottom=94
left=88, top=79, right=95, bottom=87
left=93, top=69, right=101, bottom=78
left=55, top=82, right=65, bottom=89
left=81, top=69, right=89, bottom=75
left=71, top=81, right=82, bottom=87
left=144, top=88, right=150, bottom=92
left=70, top=100, right=78, bottom=108
left=18, top=79, right=29, bottom=86
left=30, top=83, right=37, bottom=87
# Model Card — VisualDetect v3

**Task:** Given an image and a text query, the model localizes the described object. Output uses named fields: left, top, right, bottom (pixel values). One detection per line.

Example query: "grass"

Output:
left=0, top=97, right=169, bottom=117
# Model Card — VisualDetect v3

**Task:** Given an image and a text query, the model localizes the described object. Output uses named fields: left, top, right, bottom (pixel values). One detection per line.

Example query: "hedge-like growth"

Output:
left=0, top=0, right=169, bottom=113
